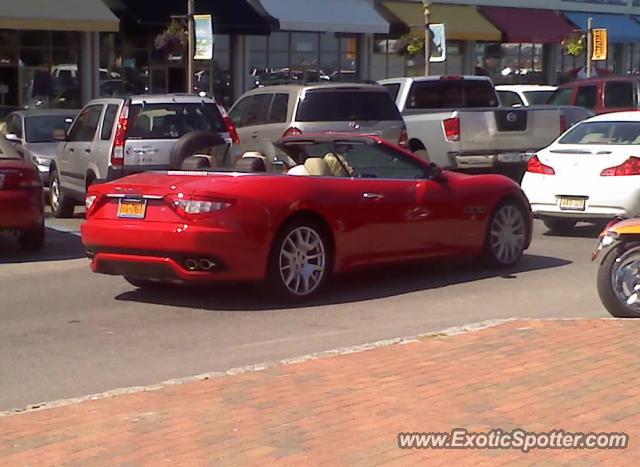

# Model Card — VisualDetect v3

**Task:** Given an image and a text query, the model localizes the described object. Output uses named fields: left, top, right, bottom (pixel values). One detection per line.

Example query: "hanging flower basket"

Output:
left=562, top=32, right=585, bottom=57
left=154, top=20, right=188, bottom=56
left=397, top=34, right=424, bottom=56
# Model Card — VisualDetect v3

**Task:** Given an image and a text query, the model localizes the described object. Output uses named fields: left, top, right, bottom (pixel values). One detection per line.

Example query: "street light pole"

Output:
left=187, top=0, right=195, bottom=93
left=586, top=17, right=593, bottom=79
left=422, top=0, right=431, bottom=76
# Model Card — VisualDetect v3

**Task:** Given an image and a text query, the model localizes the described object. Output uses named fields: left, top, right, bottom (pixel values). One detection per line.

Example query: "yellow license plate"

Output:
left=117, top=199, right=147, bottom=219
left=559, top=197, right=586, bottom=211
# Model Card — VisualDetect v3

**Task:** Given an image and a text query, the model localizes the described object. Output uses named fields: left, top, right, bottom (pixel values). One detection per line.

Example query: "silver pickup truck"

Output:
left=379, top=76, right=564, bottom=178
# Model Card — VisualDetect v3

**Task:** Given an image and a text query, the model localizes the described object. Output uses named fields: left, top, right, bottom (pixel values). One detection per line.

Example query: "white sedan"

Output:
left=522, top=111, right=640, bottom=232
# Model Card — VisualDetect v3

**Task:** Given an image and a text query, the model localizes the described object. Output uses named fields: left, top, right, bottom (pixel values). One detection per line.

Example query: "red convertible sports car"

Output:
left=81, top=134, right=532, bottom=299
left=0, top=135, right=45, bottom=251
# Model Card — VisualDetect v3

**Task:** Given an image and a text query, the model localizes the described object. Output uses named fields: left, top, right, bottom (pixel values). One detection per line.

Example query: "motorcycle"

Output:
left=593, top=217, right=640, bottom=317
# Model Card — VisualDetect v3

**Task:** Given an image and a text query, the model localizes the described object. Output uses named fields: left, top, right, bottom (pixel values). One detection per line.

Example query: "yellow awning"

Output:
left=382, top=1, right=501, bottom=42
left=0, top=0, right=119, bottom=32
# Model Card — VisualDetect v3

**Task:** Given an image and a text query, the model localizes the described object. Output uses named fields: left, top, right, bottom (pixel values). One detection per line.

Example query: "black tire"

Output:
left=482, top=201, right=528, bottom=268
left=597, top=244, right=640, bottom=318
left=19, top=221, right=45, bottom=251
left=49, top=169, right=75, bottom=218
left=169, top=131, right=226, bottom=170
left=124, top=276, right=166, bottom=290
left=543, top=218, right=576, bottom=234
left=266, top=219, right=332, bottom=301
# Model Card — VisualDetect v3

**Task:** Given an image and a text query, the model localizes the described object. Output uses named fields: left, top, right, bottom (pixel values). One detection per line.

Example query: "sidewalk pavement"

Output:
left=2, top=318, right=640, bottom=466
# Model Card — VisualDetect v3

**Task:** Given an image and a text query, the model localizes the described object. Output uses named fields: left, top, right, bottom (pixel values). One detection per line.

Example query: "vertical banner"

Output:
left=194, top=14, right=213, bottom=60
left=428, top=24, right=446, bottom=62
left=592, top=28, right=608, bottom=61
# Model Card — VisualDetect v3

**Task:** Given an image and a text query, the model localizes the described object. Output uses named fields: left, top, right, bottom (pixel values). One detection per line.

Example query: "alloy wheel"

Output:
left=50, top=176, right=60, bottom=211
left=490, top=205, right=526, bottom=265
left=278, top=226, right=326, bottom=296
left=611, top=249, right=640, bottom=310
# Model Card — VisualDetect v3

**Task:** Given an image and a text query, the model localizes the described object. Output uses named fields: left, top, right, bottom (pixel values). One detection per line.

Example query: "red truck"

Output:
left=548, top=77, right=640, bottom=114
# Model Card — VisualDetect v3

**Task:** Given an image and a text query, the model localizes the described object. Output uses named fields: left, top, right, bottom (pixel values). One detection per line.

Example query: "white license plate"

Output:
left=498, top=152, right=524, bottom=163
left=559, top=197, right=586, bottom=211
left=117, top=198, right=147, bottom=219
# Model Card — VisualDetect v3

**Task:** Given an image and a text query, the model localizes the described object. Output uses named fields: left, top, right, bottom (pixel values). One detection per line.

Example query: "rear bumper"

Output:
left=81, top=219, right=268, bottom=282
left=450, top=150, right=534, bottom=169
left=0, top=189, right=44, bottom=230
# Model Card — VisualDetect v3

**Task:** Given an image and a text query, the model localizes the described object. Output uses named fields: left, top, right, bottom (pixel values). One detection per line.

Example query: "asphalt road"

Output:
left=0, top=213, right=608, bottom=412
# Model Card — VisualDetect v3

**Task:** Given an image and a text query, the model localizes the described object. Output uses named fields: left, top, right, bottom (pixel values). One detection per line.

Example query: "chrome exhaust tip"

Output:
left=198, top=259, right=215, bottom=271
left=185, top=259, right=198, bottom=271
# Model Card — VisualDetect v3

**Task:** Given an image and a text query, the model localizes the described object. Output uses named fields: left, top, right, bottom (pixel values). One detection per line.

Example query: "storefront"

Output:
left=0, top=0, right=118, bottom=114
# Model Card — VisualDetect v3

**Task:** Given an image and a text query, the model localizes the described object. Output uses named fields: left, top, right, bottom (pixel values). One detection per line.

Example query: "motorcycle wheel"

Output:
left=597, top=242, right=640, bottom=318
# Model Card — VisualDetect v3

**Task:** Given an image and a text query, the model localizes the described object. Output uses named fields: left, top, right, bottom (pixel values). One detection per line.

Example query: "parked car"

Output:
left=0, top=134, right=45, bottom=251
left=496, top=85, right=557, bottom=107
left=2, top=109, right=78, bottom=185
left=228, top=83, right=407, bottom=149
left=81, top=134, right=532, bottom=300
left=50, top=93, right=239, bottom=218
left=379, top=76, right=564, bottom=181
left=548, top=77, right=640, bottom=114
left=522, top=111, right=640, bottom=233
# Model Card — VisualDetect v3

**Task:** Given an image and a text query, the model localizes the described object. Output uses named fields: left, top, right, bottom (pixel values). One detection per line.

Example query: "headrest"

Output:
left=235, top=156, right=266, bottom=172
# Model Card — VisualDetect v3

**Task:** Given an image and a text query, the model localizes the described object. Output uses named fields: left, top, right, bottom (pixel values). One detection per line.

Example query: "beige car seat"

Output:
left=304, top=158, right=331, bottom=176
left=579, top=133, right=608, bottom=144
left=323, top=152, right=353, bottom=177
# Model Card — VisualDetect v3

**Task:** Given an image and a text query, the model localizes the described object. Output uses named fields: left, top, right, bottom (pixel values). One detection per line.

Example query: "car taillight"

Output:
left=111, top=101, right=130, bottom=167
left=560, top=114, right=568, bottom=134
left=398, top=126, right=409, bottom=148
left=223, top=115, right=240, bottom=144
left=0, top=168, right=41, bottom=190
left=527, top=155, right=555, bottom=175
left=601, top=157, right=640, bottom=176
left=166, top=194, right=232, bottom=218
left=442, top=117, right=460, bottom=142
left=85, top=194, right=102, bottom=217
left=282, top=127, right=303, bottom=138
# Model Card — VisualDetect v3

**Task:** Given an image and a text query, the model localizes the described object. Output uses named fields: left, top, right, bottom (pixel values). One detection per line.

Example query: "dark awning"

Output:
left=480, top=7, right=575, bottom=43
left=565, top=12, right=640, bottom=43
left=104, top=0, right=277, bottom=35
left=0, top=0, right=119, bottom=32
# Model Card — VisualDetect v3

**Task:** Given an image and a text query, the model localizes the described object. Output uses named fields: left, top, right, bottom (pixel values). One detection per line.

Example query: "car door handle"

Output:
left=362, top=192, right=384, bottom=200
left=133, top=147, right=159, bottom=155
left=251, top=132, right=259, bottom=139
left=84, top=148, right=91, bottom=154
left=69, top=147, right=75, bottom=153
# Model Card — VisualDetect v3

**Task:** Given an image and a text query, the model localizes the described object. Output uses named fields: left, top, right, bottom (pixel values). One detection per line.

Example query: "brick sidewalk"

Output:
left=2, top=319, right=640, bottom=466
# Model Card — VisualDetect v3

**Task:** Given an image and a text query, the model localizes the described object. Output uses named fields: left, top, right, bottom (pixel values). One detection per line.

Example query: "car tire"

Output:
left=266, top=219, right=332, bottom=301
left=597, top=243, right=640, bottom=318
left=50, top=169, right=75, bottom=218
left=169, top=131, right=226, bottom=170
left=543, top=218, right=576, bottom=234
left=482, top=202, right=528, bottom=268
left=19, top=221, right=45, bottom=251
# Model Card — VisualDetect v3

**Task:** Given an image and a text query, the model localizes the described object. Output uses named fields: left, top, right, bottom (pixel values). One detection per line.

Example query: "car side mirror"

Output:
left=4, top=133, right=21, bottom=143
left=52, top=129, right=67, bottom=141
left=427, top=162, right=443, bottom=181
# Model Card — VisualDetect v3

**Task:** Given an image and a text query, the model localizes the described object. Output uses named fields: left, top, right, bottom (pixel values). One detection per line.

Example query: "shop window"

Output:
left=20, top=31, right=50, bottom=48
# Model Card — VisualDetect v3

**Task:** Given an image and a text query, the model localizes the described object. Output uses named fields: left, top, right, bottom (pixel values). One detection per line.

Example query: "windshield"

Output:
left=524, top=91, right=555, bottom=105
left=406, top=80, right=499, bottom=109
left=559, top=121, right=640, bottom=145
left=127, top=103, right=226, bottom=139
left=295, top=90, right=402, bottom=122
left=25, top=115, right=75, bottom=143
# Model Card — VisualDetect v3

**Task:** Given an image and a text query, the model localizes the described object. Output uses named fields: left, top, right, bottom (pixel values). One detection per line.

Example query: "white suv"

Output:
left=50, top=94, right=239, bottom=218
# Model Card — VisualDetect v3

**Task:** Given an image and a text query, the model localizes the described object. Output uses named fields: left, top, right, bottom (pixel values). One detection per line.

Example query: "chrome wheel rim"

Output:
left=279, top=226, right=326, bottom=296
left=51, top=176, right=60, bottom=210
left=490, top=205, right=526, bottom=265
left=611, top=248, right=640, bottom=310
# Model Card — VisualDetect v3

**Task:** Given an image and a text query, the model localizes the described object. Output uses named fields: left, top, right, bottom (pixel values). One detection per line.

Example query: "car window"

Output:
left=25, top=115, right=75, bottom=143
left=268, top=94, right=289, bottom=124
left=127, top=103, right=226, bottom=139
left=68, top=105, right=103, bottom=142
left=242, top=94, right=272, bottom=127
left=548, top=88, right=573, bottom=106
left=295, top=90, right=402, bottom=122
left=406, top=80, right=499, bottom=109
left=523, top=91, right=555, bottom=105
left=5, top=115, right=22, bottom=138
left=604, top=82, right=635, bottom=108
left=100, top=104, right=119, bottom=140
left=498, top=91, right=524, bottom=107
left=383, top=83, right=401, bottom=103
left=559, top=121, right=640, bottom=145
left=229, top=96, right=252, bottom=128
left=575, top=86, right=598, bottom=109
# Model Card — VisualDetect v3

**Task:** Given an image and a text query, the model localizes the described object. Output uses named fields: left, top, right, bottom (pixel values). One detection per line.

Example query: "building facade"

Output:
left=3, top=0, right=640, bottom=114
